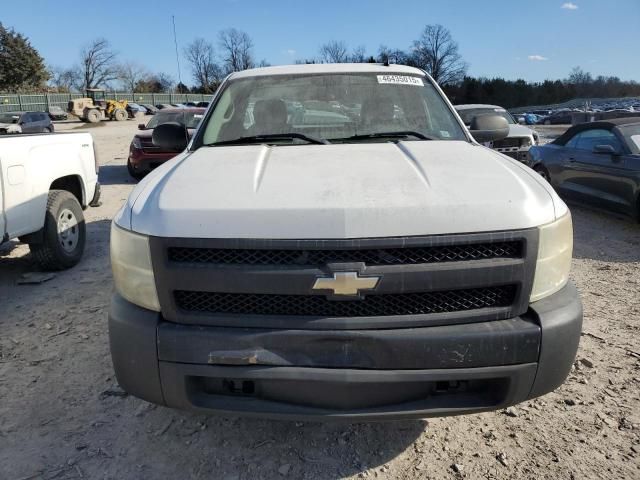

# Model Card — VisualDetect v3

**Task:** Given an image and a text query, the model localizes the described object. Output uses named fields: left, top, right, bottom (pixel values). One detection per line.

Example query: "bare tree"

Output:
left=567, top=66, right=595, bottom=97
left=218, top=28, right=254, bottom=73
left=118, top=61, right=149, bottom=92
left=411, top=25, right=467, bottom=85
left=154, top=72, right=174, bottom=92
left=350, top=45, right=367, bottom=63
left=79, top=38, right=119, bottom=89
left=184, top=38, right=222, bottom=93
left=319, top=40, right=349, bottom=63
left=135, top=72, right=174, bottom=93
left=48, top=65, right=80, bottom=92
left=377, top=45, right=412, bottom=65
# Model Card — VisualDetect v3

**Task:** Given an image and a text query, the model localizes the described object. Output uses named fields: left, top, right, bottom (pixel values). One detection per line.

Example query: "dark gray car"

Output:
left=528, top=117, right=640, bottom=221
left=0, top=111, right=54, bottom=134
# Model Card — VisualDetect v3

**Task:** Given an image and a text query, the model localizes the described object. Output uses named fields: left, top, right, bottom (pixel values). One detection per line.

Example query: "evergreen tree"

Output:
left=0, top=23, right=48, bottom=92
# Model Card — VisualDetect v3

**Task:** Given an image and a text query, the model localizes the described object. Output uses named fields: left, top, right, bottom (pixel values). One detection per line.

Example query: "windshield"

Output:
left=619, top=124, right=640, bottom=154
left=0, top=113, right=20, bottom=124
left=200, top=73, right=467, bottom=145
left=146, top=110, right=204, bottom=129
left=456, top=108, right=516, bottom=126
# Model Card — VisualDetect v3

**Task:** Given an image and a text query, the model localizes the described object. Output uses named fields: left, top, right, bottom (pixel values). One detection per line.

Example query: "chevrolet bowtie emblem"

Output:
left=312, top=271, right=380, bottom=297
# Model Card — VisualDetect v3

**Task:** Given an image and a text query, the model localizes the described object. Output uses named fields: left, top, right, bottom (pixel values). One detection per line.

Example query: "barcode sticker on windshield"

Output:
left=377, top=75, right=424, bottom=86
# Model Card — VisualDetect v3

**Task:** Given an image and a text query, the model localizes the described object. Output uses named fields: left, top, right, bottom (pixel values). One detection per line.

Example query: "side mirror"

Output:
left=152, top=122, right=188, bottom=151
left=593, top=144, right=618, bottom=155
left=469, top=114, right=510, bottom=143
left=138, top=123, right=146, bottom=130
left=517, top=117, right=526, bottom=125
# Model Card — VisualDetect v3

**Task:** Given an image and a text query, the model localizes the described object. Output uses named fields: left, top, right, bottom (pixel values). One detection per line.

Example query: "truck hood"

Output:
left=507, top=124, right=535, bottom=138
left=125, top=140, right=559, bottom=238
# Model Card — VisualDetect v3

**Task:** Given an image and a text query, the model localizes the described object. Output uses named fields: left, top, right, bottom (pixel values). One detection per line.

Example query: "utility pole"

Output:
left=172, top=15, right=183, bottom=92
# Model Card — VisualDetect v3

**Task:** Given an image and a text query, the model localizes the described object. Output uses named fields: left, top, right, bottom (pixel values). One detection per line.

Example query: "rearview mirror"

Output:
left=593, top=144, right=618, bottom=155
left=152, top=122, right=188, bottom=151
left=469, top=114, right=510, bottom=143
left=138, top=123, right=146, bottom=130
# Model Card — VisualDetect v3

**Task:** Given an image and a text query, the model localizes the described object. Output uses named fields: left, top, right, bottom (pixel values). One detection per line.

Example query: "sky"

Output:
left=3, top=0, right=639, bottom=85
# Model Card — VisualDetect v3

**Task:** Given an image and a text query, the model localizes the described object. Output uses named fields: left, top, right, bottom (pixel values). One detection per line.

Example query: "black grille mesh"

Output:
left=168, top=242, right=522, bottom=266
left=492, top=138, right=522, bottom=149
left=175, top=286, right=516, bottom=317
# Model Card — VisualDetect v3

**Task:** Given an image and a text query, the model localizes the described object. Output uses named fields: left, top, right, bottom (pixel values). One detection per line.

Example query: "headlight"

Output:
left=110, top=222, right=160, bottom=311
left=132, top=137, right=142, bottom=149
left=530, top=212, right=573, bottom=302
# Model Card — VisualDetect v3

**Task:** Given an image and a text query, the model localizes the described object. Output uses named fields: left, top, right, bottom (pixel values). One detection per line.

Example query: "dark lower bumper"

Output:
left=108, top=283, right=582, bottom=420
left=128, top=150, right=173, bottom=174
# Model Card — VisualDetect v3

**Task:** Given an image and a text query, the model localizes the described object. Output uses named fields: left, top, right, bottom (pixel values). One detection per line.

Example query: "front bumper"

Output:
left=108, top=282, right=582, bottom=421
left=128, top=148, right=173, bottom=174
left=495, top=146, right=531, bottom=162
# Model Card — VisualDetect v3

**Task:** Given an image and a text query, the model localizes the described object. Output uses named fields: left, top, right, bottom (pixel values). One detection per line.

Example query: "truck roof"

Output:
left=229, top=63, right=426, bottom=79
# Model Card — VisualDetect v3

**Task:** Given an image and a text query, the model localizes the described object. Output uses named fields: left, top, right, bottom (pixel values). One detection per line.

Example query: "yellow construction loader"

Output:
left=67, top=89, right=128, bottom=123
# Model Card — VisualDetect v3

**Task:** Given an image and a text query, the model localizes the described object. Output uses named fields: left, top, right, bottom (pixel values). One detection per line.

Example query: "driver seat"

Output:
left=250, top=99, right=288, bottom=135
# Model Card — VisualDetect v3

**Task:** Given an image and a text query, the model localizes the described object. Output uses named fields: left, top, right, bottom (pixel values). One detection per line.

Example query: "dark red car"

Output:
left=127, top=108, right=205, bottom=179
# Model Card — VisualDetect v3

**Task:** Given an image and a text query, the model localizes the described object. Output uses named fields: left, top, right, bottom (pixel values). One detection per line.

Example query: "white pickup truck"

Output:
left=109, top=64, right=582, bottom=421
left=0, top=132, right=101, bottom=270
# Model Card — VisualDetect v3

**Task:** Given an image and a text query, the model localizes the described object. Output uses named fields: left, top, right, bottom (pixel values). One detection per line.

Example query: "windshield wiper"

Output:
left=340, top=131, right=435, bottom=141
left=206, top=133, right=329, bottom=146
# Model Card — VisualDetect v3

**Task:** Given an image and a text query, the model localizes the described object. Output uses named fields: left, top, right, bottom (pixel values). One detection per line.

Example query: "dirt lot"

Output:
left=0, top=121, right=638, bottom=480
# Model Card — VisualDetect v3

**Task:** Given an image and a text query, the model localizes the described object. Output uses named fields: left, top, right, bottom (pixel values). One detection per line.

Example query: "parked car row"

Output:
left=151, top=101, right=209, bottom=112
left=0, top=100, right=211, bottom=130
left=514, top=98, right=640, bottom=126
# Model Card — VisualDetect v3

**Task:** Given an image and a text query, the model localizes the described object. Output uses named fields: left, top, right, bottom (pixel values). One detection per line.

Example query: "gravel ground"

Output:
left=0, top=121, right=638, bottom=480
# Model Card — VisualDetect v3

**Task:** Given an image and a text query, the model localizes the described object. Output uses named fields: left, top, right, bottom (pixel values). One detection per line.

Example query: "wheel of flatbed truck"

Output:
left=114, top=108, right=127, bottom=121
left=86, top=109, right=101, bottom=123
left=29, top=190, right=86, bottom=271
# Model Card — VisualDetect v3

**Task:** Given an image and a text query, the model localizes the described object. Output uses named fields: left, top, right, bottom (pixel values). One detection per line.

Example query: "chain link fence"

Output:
left=0, top=92, right=215, bottom=113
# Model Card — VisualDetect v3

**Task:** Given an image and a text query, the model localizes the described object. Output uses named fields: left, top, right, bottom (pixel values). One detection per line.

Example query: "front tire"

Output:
left=114, top=108, right=127, bottom=121
left=29, top=190, right=86, bottom=270
left=86, top=109, right=101, bottom=123
left=127, top=158, right=144, bottom=180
